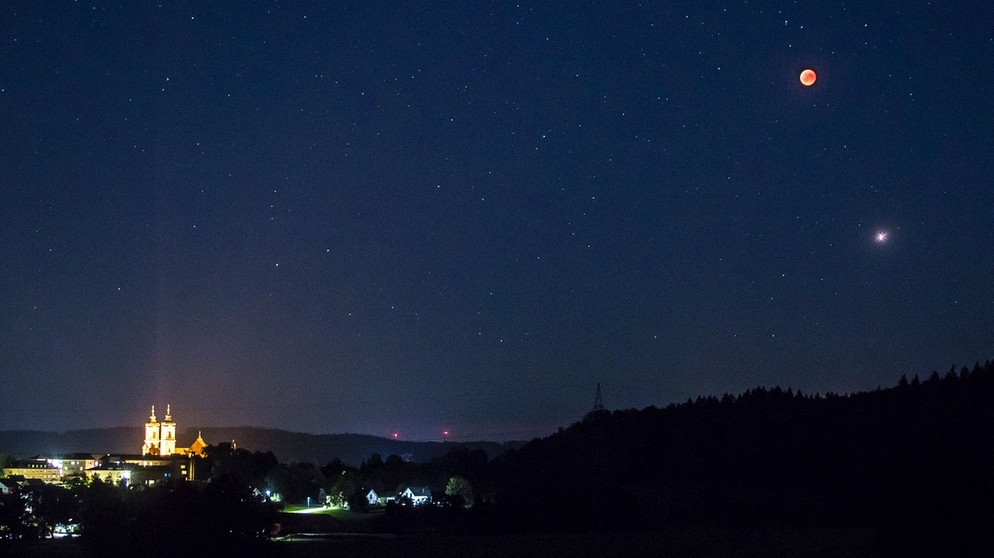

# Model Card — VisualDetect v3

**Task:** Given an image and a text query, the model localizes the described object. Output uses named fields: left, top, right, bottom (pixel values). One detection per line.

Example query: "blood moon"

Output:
left=799, top=68, right=817, bottom=86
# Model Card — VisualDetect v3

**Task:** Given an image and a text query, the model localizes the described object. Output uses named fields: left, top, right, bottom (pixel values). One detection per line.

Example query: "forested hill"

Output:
left=176, top=427, right=512, bottom=465
left=496, top=360, right=994, bottom=554
left=0, top=426, right=512, bottom=465
left=0, top=427, right=137, bottom=458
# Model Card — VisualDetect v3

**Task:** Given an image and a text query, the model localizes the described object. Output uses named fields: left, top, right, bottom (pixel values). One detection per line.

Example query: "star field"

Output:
left=1, top=1, right=991, bottom=441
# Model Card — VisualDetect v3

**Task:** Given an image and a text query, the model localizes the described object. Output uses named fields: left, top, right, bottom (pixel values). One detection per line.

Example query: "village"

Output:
left=1, top=405, right=480, bottom=541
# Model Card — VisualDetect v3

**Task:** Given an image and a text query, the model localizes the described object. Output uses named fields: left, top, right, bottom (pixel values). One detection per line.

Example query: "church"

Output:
left=3, top=406, right=209, bottom=486
left=142, top=404, right=207, bottom=458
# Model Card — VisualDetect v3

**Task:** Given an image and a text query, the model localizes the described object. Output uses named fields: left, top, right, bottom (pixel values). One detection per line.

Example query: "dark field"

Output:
left=278, top=530, right=877, bottom=558
left=5, top=528, right=877, bottom=558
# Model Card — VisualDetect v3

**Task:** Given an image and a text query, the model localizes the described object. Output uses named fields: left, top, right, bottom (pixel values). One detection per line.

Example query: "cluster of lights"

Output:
left=389, top=430, right=451, bottom=439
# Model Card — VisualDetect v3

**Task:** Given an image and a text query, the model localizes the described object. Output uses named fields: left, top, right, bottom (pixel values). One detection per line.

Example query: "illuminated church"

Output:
left=142, top=405, right=207, bottom=457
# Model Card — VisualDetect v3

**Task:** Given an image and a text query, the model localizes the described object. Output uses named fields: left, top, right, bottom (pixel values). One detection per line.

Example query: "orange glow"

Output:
left=799, top=69, right=817, bottom=86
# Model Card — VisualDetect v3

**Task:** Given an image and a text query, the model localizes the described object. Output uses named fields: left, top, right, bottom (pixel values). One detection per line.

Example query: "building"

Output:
left=142, top=405, right=176, bottom=456
left=48, top=453, right=103, bottom=479
left=0, top=478, right=18, bottom=494
left=82, top=453, right=194, bottom=487
left=87, top=406, right=208, bottom=484
left=0, top=408, right=208, bottom=487
left=365, top=488, right=379, bottom=506
left=401, top=486, right=433, bottom=506
left=4, top=453, right=103, bottom=483
left=141, top=404, right=207, bottom=458
left=76, top=406, right=208, bottom=485
left=86, top=463, right=132, bottom=486
left=3, top=456, right=61, bottom=483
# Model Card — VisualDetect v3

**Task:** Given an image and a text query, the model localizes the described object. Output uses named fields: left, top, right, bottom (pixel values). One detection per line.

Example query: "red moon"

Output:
left=799, top=69, right=817, bottom=86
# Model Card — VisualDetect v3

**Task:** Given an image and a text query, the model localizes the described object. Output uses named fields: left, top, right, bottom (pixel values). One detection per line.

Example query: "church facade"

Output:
left=142, top=405, right=207, bottom=458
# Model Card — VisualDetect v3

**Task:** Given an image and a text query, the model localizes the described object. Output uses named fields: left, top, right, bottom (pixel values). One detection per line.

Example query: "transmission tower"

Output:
left=592, top=382, right=605, bottom=412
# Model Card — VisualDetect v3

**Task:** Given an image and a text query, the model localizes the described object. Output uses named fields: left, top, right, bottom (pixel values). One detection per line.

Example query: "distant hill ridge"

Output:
left=0, top=426, right=514, bottom=465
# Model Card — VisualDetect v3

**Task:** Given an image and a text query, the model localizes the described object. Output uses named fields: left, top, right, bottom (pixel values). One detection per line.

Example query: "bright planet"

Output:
left=1, top=0, right=991, bottom=452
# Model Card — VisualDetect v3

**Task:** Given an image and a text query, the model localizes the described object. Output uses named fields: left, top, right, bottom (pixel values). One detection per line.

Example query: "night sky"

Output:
left=2, top=2, right=992, bottom=442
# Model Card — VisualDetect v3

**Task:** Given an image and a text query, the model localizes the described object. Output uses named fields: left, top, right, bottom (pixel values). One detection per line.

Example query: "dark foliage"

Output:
left=265, top=461, right=325, bottom=504
left=320, top=446, right=493, bottom=507
left=78, top=477, right=280, bottom=558
left=200, top=441, right=279, bottom=488
left=488, top=360, right=994, bottom=555
left=0, top=491, right=32, bottom=540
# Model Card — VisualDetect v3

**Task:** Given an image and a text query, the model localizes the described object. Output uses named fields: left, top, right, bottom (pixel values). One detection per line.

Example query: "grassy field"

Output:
left=4, top=528, right=878, bottom=557
left=276, top=528, right=878, bottom=558
left=277, top=505, right=384, bottom=534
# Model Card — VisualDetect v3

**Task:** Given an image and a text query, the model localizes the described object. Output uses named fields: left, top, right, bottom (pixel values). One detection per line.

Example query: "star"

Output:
left=2, top=0, right=990, bottom=444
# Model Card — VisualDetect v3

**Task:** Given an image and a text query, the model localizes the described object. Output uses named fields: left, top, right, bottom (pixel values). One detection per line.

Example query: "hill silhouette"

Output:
left=177, top=427, right=512, bottom=465
left=493, top=360, right=994, bottom=555
left=0, top=427, right=137, bottom=457
left=0, top=426, right=513, bottom=465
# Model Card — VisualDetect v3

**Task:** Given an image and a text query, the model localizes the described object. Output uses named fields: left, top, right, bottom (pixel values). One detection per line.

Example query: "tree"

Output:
left=30, top=483, right=77, bottom=538
left=265, top=462, right=326, bottom=505
left=345, top=489, right=370, bottom=513
left=445, top=476, right=474, bottom=508
left=435, top=447, right=488, bottom=485
left=320, top=458, right=354, bottom=480
left=206, top=443, right=278, bottom=490
left=328, top=469, right=358, bottom=507
left=0, top=491, right=32, bottom=540
left=0, top=454, right=15, bottom=475
left=360, top=453, right=384, bottom=472
left=76, top=475, right=279, bottom=556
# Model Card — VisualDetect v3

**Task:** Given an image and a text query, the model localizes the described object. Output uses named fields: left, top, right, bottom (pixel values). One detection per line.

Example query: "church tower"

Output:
left=142, top=406, right=160, bottom=456
left=160, top=404, right=177, bottom=455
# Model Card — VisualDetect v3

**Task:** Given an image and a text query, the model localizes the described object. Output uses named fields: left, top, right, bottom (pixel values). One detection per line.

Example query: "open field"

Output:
left=277, top=506, right=384, bottom=534
left=277, top=530, right=877, bottom=558
left=5, top=528, right=877, bottom=558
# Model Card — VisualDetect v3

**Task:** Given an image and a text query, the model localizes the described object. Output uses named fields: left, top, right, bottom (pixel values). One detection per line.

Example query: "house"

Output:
left=365, top=488, right=379, bottom=506
left=0, top=477, right=19, bottom=495
left=401, top=486, right=432, bottom=506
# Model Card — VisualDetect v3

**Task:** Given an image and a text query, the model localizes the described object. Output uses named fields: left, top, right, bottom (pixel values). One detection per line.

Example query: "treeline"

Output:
left=0, top=477, right=281, bottom=557
left=493, top=360, right=994, bottom=555
left=80, top=477, right=280, bottom=557
left=0, top=445, right=491, bottom=552
left=197, top=441, right=492, bottom=508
